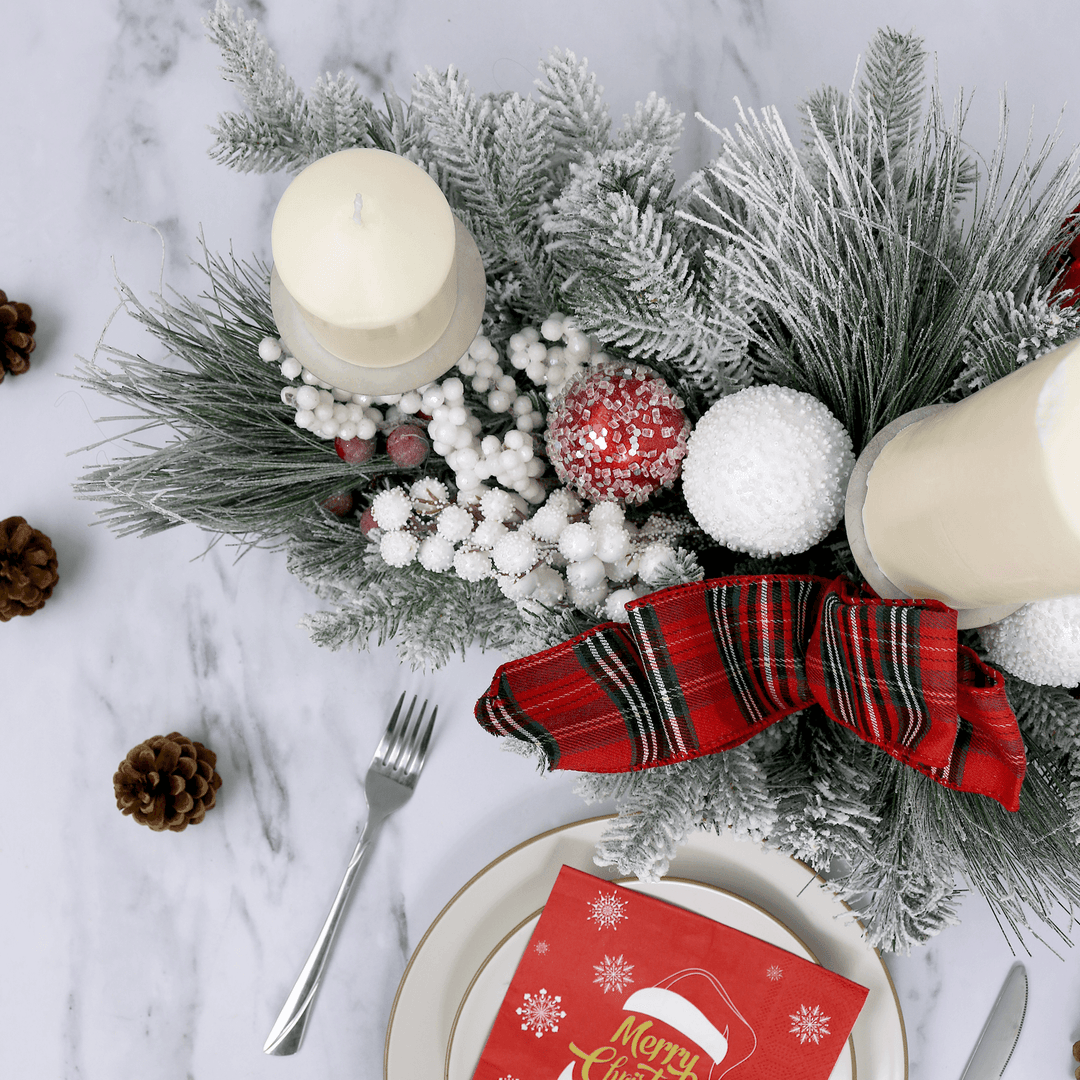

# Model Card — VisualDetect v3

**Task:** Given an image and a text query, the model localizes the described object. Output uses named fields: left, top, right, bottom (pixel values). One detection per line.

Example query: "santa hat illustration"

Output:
left=621, top=969, right=757, bottom=1080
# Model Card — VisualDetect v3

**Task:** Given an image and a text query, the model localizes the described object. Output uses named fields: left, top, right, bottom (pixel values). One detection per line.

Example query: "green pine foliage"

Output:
left=689, top=28, right=1080, bottom=451
left=289, top=518, right=519, bottom=669
left=410, top=67, right=558, bottom=321
left=74, top=248, right=405, bottom=544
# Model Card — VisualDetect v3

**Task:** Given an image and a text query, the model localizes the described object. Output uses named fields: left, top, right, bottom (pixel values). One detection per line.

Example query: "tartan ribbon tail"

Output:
left=475, top=574, right=1028, bottom=810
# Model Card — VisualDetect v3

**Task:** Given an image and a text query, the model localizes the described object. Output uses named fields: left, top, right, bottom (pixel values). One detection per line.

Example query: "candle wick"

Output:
left=353, top=194, right=363, bottom=225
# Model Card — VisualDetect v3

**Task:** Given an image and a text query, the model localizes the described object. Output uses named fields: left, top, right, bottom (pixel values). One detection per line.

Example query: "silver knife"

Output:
left=959, top=962, right=1028, bottom=1080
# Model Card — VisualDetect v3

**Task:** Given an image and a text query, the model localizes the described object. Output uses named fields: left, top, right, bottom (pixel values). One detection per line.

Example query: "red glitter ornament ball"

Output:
left=544, top=363, right=691, bottom=505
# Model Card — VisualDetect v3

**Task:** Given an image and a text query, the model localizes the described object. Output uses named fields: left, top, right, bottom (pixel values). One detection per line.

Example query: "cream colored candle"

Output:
left=271, top=147, right=457, bottom=367
left=862, top=337, right=1080, bottom=610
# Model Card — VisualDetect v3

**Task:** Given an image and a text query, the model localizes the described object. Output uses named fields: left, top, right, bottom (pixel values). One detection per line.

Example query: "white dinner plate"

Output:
left=384, top=816, right=906, bottom=1079
left=445, top=878, right=855, bottom=1080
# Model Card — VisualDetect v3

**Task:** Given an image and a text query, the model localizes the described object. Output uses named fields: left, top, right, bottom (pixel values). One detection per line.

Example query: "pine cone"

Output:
left=113, top=733, right=223, bottom=832
left=0, top=517, right=59, bottom=621
left=0, top=290, right=35, bottom=381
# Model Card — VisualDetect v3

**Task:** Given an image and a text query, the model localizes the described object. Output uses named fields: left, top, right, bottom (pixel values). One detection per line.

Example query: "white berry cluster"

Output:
left=261, top=335, right=397, bottom=442
left=417, top=345, right=548, bottom=504
left=368, top=482, right=693, bottom=622
left=979, top=595, right=1080, bottom=686
left=682, top=384, right=855, bottom=557
left=504, top=313, right=606, bottom=399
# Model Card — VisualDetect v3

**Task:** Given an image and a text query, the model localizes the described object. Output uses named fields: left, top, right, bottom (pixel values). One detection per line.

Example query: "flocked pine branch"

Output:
left=953, top=283, right=1080, bottom=393
left=411, top=68, right=557, bottom=320
left=687, top=27, right=1080, bottom=450
left=290, top=522, right=519, bottom=669
left=73, top=247, right=403, bottom=544
left=547, top=140, right=753, bottom=401
left=534, top=48, right=611, bottom=167
left=203, top=1, right=428, bottom=173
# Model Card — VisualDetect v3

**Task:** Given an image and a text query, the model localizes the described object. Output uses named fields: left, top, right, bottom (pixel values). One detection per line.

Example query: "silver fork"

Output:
left=263, top=693, right=437, bottom=1055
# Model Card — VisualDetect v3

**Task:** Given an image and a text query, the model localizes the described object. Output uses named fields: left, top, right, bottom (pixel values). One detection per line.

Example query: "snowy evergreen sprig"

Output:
left=953, top=284, right=1080, bottom=394
left=203, top=0, right=428, bottom=172
left=687, top=28, right=1080, bottom=451
left=290, top=516, right=519, bottom=669
left=546, top=140, right=753, bottom=400
left=73, top=246, right=403, bottom=545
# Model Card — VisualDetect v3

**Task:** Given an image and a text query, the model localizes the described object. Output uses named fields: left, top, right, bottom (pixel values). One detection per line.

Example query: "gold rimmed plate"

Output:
left=444, top=877, right=856, bottom=1080
left=384, top=816, right=906, bottom=1079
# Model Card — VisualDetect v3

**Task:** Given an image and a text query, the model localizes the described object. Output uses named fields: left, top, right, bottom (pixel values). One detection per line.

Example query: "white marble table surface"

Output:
left=5, top=1, right=1080, bottom=1076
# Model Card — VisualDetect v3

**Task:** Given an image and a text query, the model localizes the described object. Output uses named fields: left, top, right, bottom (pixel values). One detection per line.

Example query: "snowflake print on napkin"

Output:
left=517, top=988, right=566, bottom=1037
left=593, top=954, right=635, bottom=993
left=587, top=889, right=628, bottom=930
left=790, top=1003, right=832, bottom=1045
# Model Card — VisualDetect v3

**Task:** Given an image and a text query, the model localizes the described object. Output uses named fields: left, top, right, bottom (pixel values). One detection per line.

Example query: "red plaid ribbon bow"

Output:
left=476, top=575, right=1027, bottom=810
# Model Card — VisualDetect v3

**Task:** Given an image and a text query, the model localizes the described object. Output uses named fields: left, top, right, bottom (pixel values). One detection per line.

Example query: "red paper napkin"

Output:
left=471, top=866, right=868, bottom=1080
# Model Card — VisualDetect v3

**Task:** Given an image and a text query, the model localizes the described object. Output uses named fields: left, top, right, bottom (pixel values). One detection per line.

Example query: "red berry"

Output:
left=335, top=435, right=376, bottom=464
left=545, top=363, right=690, bottom=505
left=386, top=424, right=430, bottom=468
left=322, top=492, right=355, bottom=517
left=1050, top=203, right=1080, bottom=306
left=360, top=507, right=379, bottom=534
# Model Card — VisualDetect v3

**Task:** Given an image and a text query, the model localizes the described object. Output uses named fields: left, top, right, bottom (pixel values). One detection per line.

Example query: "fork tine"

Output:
left=372, top=691, right=406, bottom=765
left=411, top=705, right=437, bottom=777
left=385, top=695, right=419, bottom=771
left=392, top=698, right=426, bottom=774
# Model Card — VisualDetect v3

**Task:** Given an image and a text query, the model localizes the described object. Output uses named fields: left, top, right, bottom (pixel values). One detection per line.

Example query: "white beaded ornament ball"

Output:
left=979, top=595, right=1080, bottom=686
left=682, top=385, right=855, bottom=557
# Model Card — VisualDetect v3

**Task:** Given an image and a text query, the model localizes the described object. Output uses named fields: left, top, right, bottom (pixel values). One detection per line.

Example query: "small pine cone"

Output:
left=113, top=733, right=223, bottom=832
left=0, top=290, right=36, bottom=381
left=0, top=517, right=59, bottom=621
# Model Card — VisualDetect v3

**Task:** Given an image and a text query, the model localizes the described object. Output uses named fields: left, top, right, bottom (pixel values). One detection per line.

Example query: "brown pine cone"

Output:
left=0, top=517, right=59, bottom=621
left=113, top=733, right=223, bottom=832
left=0, top=290, right=36, bottom=381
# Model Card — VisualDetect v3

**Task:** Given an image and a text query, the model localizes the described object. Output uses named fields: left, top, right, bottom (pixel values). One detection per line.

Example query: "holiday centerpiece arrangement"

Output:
left=76, top=1, right=1080, bottom=951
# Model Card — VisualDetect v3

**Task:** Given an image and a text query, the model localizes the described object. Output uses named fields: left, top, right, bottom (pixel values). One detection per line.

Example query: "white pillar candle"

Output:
left=271, top=147, right=458, bottom=367
left=862, top=337, right=1080, bottom=610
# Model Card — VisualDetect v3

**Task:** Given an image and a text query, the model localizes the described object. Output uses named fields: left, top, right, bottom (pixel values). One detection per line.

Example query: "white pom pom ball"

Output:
left=418, top=536, right=456, bottom=573
left=558, top=522, right=597, bottom=562
left=979, top=595, right=1080, bottom=686
left=531, top=565, right=566, bottom=605
left=453, top=549, right=493, bottom=581
left=682, top=385, right=855, bottom=557
left=436, top=504, right=474, bottom=542
left=410, top=478, right=449, bottom=510
left=480, top=488, right=519, bottom=522
left=493, top=533, right=539, bottom=575
left=258, top=336, right=282, bottom=362
left=604, top=588, right=639, bottom=623
left=565, top=555, right=607, bottom=590
left=370, top=489, right=413, bottom=531
left=380, top=530, right=418, bottom=567
left=637, top=542, right=676, bottom=584
left=528, top=502, right=569, bottom=542
left=593, top=523, right=630, bottom=562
